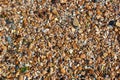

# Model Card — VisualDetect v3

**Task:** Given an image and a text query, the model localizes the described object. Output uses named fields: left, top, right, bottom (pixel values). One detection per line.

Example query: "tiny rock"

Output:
left=62, top=53, right=66, bottom=57
left=114, top=27, right=118, bottom=32
left=73, top=17, right=80, bottom=27
left=42, top=70, right=47, bottom=75
left=117, top=34, right=120, bottom=44
left=60, top=68, right=66, bottom=74
left=71, top=27, right=76, bottom=32
left=19, top=75, right=24, bottom=80
left=69, top=49, right=73, bottom=54
left=92, top=0, right=98, bottom=3
left=116, top=21, right=120, bottom=27
left=80, top=54, right=86, bottom=59
left=96, top=15, right=101, bottom=19
left=60, top=0, right=67, bottom=3
left=103, top=53, right=108, bottom=57
left=78, top=29, right=83, bottom=33
left=78, top=66, right=82, bottom=70
left=0, top=7, right=2, bottom=13
left=52, top=8, right=58, bottom=16
left=29, top=42, right=35, bottom=49
left=6, top=36, right=12, bottom=43
left=0, top=68, right=2, bottom=74
left=108, top=20, right=116, bottom=26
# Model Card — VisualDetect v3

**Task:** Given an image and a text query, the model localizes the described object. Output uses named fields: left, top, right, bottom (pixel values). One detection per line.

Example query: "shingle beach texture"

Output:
left=0, top=0, right=120, bottom=80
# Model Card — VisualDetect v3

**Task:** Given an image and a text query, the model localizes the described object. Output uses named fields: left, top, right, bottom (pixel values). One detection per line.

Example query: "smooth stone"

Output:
left=73, top=17, right=80, bottom=28
left=116, top=21, right=120, bottom=27
left=108, top=20, right=116, bottom=26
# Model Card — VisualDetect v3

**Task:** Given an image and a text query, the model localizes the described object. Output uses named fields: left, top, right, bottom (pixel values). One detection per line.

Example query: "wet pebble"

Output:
left=108, top=20, right=116, bottom=26
left=6, top=36, right=12, bottom=43
left=5, top=19, right=13, bottom=24
left=92, top=0, right=98, bottom=3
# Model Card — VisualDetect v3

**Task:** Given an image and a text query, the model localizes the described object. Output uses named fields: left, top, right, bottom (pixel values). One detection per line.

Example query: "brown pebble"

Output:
left=73, top=17, right=80, bottom=27
left=80, top=54, right=86, bottom=59
left=78, top=66, right=82, bottom=70
left=60, top=0, right=67, bottom=3
left=73, top=42, right=78, bottom=49
left=60, top=68, right=66, bottom=74
left=103, top=52, right=108, bottom=57
left=19, top=75, right=24, bottom=80
left=25, top=72, right=30, bottom=78
left=52, top=8, right=58, bottom=16
left=42, top=70, right=47, bottom=75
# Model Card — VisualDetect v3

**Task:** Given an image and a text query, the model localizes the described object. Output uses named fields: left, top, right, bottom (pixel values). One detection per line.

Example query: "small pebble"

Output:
left=92, top=0, right=98, bottom=3
left=0, top=7, right=2, bottom=13
left=5, top=19, right=13, bottom=24
left=52, top=8, right=58, bottom=16
left=116, top=21, right=120, bottom=27
left=108, top=20, right=116, bottom=26
left=60, top=68, right=66, bottom=74
left=69, top=49, right=73, bottom=54
left=20, top=66, right=27, bottom=73
left=6, top=36, right=12, bottom=43
left=103, top=53, right=108, bottom=57
left=73, top=17, right=80, bottom=28
left=0, top=0, right=119, bottom=79
left=71, top=27, right=76, bottom=32
left=60, top=0, right=67, bottom=3
left=51, top=0, right=56, bottom=4
left=19, top=75, right=24, bottom=80
left=80, top=54, right=86, bottom=59
left=117, top=34, right=120, bottom=44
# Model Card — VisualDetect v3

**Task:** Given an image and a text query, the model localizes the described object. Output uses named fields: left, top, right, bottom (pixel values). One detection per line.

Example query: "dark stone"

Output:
left=60, top=77, right=64, bottom=80
left=108, top=20, right=116, bottom=26
left=102, top=73, right=107, bottom=78
left=52, top=46, right=56, bottom=49
left=117, top=34, right=120, bottom=44
left=92, top=0, right=98, bottom=3
left=118, top=13, right=120, bottom=16
left=85, top=59, right=89, bottom=64
left=38, top=13, right=43, bottom=18
left=90, top=74, right=95, bottom=78
left=15, top=65, right=19, bottom=71
left=26, top=42, right=31, bottom=48
left=7, top=49, right=15, bottom=54
left=97, top=66, right=101, bottom=71
left=6, top=36, right=12, bottom=43
left=47, top=67, right=50, bottom=73
left=34, top=11, right=38, bottom=14
left=115, top=73, right=120, bottom=78
left=51, top=0, right=56, bottom=4
left=20, top=66, right=27, bottom=73
left=99, top=52, right=103, bottom=57
left=5, top=19, right=13, bottom=24
left=15, top=34, right=21, bottom=40
left=80, top=75, right=85, bottom=79
left=51, top=0, right=59, bottom=4
left=0, top=76, right=5, bottom=80
left=41, top=76, right=44, bottom=80
left=0, top=48, right=3, bottom=53
left=25, top=77, right=28, bottom=80
left=34, top=10, right=47, bottom=18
